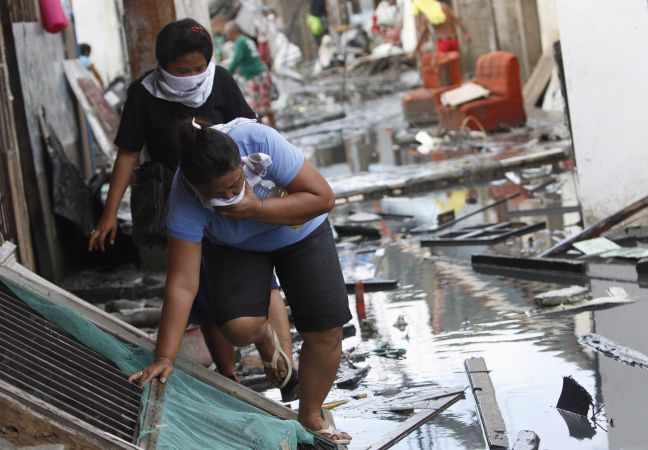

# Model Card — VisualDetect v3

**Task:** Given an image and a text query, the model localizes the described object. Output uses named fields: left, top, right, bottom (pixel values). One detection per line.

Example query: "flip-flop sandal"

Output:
left=313, top=425, right=352, bottom=445
left=261, top=326, right=292, bottom=389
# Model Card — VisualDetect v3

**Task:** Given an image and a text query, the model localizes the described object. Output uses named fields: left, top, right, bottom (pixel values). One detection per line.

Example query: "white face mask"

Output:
left=208, top=180, right=246, bottom=207
left=159, top=67, right=210, bottom=92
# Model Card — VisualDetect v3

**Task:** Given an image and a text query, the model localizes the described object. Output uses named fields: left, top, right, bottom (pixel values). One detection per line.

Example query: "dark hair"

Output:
left=79, top=43, right=91, bottom=56
left=156, top=19, right=213, bottom=69
left=177, top=119, right=241, bottom=186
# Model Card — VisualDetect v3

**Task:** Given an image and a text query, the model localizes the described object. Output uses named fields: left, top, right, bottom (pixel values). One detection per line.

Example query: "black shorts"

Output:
left=203, top=220, right=352, bottom=332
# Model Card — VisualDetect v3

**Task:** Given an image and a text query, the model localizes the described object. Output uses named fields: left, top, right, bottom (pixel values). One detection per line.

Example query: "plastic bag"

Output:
left=130, top=161, right=174, bottom=247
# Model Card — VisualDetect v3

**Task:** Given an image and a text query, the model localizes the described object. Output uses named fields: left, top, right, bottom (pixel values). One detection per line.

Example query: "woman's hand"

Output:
left=128, top=357, right=174, bottom=388
left=88, top=212, right=118, bottom=251
left=214, top=181, right=263, bottom=220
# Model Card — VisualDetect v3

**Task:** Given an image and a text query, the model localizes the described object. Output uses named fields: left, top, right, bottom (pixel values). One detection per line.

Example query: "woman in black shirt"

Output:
left=89, top=19, right=295, bottom=396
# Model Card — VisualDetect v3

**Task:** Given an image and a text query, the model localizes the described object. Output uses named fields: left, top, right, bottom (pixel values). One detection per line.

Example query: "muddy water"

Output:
left=318, top=175, right=648, bottom=449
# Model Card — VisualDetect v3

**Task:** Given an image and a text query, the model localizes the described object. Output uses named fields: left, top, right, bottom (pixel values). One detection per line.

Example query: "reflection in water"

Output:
left=330, top=176, right=620, bottom=449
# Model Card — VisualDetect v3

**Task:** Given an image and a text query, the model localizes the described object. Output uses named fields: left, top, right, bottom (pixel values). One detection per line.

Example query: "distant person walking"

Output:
left=410, top=0, right=472, bottom=57
left=225, top=21, right=276, bottom=128
left=79, top=43, right=105, bottom=90
left=307, top=0, right=328, bottom=45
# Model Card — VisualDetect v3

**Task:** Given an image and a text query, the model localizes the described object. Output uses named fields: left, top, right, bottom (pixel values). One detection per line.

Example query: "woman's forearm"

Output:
left=255, top=192, right=333, bottom=226
left=154, top=285, right=196, bottom=362
left=104, top=149, right=140, bottom=216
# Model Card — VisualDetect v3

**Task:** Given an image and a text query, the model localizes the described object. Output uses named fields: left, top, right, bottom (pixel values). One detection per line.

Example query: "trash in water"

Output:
left=373, top=343, right=406, bottom=359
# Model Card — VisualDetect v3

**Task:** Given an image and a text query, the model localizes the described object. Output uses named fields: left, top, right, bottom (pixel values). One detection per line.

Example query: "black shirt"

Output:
left=114, top=65, right=256, bottom=170
left=310, top=0, right=327, bottom=17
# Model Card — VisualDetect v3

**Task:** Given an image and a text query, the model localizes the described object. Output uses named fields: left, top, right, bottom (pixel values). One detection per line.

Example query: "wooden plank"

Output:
left=511, top=430, right=540, bottom=450
left=465, top=357, right=508, bottom=449
left=138, top=380, right=166, bottom=450
left=9, top=22, right=68, bottom=281
left=471, top=254, right=587, bottom=285
left=367, top=391, right=464, bottom=450
left=523, top=46, right=555, bottom=107
left=0, top=23, right=35, bottom=270
left=345, top=279, right=398, bottom=293
left=78, top=78, right=121, bottom=142
left=540, top=195, right=648, bottom=257
left=62, top=59, right=116, bottom=163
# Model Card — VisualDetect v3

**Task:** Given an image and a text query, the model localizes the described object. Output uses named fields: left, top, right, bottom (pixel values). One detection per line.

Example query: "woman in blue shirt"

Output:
left=129, top=119, right=352, bottom=444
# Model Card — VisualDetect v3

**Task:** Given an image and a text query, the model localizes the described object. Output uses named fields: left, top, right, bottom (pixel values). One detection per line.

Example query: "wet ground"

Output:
left=266, top=170, right=647, bottom=450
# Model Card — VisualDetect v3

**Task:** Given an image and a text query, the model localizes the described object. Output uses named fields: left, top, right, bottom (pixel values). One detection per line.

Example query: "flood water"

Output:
left=299, top=173, right=648, bottom=450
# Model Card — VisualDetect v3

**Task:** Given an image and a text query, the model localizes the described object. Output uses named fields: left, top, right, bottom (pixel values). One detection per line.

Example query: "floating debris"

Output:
left=393, top=315, right=408, bottom=331
left=534, top=285, right=591, bottom=306
left=556, top=376, right=592, bottom=416
left=373, top=343, right=406, bottom=359
left=579, top=333, right=648, bottom=370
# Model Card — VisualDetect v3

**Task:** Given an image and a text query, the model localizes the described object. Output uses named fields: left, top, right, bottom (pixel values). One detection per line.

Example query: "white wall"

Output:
left=536, top=0, right=558, bottom=51
left=556, top=0, right=648, bottom=226
left=71, top=0, right=127, bottom=83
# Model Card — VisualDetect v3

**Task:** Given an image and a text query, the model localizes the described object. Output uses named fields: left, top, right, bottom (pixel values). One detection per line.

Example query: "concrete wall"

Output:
left=556, top=0, right=648, bottom=225
left=71, top=0, right=128, bottom=83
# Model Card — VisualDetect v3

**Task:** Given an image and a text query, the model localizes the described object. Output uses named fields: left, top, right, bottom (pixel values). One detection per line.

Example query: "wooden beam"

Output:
left=122, top=0, right=176, bottom=80
left=138, top=380, right=166, bottom=450
left=465, top=357, right=508, bottom=449
left=0, top=19, right=35, bottom=270
left=366, top=391, right=464, bottom=450
left=539, top=195, right=648, bottom=257
left=62, top=60, right=116, bottom=163
left=523, top=46, right=555, bottom=107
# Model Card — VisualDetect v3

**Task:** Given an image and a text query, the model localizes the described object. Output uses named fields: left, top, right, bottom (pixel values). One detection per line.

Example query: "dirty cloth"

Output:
left=3, top=279, right=314, bottom=450
left=141, top=62, right=215, bottom=108
left=411, top=0, right=446, bottom=26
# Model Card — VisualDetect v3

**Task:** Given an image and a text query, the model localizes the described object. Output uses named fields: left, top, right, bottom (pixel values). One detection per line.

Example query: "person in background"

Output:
left=224, top=21, right=276, bottom=128
left=129, top=118, right=353, bottom=445
left=88, top=18, right=297, bottom=400
left=410, top=0, right=472, bottom=57
left=79, top=43, right=105, bottom=90
left=372, top=0, right=402, bottom=44
left=307, top=0, right=328, bottom=45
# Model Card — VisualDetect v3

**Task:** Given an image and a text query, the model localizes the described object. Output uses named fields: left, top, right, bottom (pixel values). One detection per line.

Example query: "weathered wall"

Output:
left=70, top=0, right=128, bottom=83
left=556, top=0, right=648, bottom=225
left=174, top=0, right=211, bottom=31
left=451, top=0, right=541, bottom=79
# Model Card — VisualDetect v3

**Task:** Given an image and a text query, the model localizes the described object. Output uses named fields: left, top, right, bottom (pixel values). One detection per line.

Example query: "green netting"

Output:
left=4, top=279, right=313, bottom=450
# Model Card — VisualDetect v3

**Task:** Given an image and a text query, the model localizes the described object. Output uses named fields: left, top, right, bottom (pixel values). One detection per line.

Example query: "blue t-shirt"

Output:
left=167, top=123, right=327, bottom=252
left=79, top=54, right=91, bottom=69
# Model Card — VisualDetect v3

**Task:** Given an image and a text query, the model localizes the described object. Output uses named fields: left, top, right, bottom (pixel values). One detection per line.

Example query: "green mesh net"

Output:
left=4, top=279, right=314, bottom=450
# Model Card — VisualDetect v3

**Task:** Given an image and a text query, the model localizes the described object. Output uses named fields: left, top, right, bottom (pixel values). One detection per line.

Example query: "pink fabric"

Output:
left=39, top=0, right=69, bottom=33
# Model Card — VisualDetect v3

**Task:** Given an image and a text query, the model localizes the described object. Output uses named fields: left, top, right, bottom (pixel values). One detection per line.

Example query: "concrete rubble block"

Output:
left=534, top=285, right=591, bottom=306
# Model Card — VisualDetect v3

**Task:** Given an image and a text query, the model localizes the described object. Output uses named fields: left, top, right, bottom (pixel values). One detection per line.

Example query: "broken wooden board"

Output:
left=465, top=357, right=509, bottom=449
left=527, top=289, right=633, bottom=316
left=137, top=380, right=166, bottom=450
left=579, top=333, right=648, bottom=370
left=420, top=222, right=545, bottom=246
left=62, top=59, right=116, bottom=163
left=523, top=46, right=555, bottom=107
left=471, top=254, right=587, bottom=285
left=344, top=279, right=398, bottom=293
left=366, top=391, right=464, bottom=450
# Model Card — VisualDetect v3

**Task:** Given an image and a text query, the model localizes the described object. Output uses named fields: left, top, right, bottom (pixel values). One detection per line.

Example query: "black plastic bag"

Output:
left=130, top=161, right=174, bottom=247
